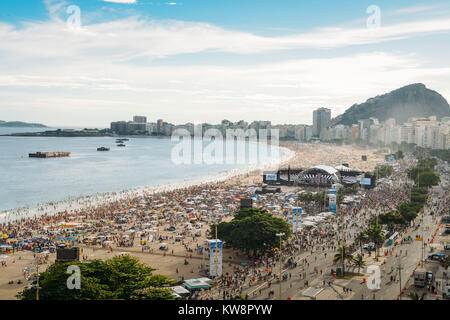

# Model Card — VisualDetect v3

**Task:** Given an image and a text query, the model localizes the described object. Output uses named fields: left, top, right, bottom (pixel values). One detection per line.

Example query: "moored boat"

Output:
left=29, top=152, right=70, bottom=158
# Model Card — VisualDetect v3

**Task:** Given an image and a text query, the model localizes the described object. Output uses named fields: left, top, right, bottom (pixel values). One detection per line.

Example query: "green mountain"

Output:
left=333, top=83, right=450, bottom=125
left=0, top=120, right=47, bottom=128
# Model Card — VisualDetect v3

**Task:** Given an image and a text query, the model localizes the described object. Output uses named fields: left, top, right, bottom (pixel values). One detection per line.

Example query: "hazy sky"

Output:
left=0, top=0, right=450, bottom=127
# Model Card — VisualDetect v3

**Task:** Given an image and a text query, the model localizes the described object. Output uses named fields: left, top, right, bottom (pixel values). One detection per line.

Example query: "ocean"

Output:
left=0, top=127, right=287, bottom=214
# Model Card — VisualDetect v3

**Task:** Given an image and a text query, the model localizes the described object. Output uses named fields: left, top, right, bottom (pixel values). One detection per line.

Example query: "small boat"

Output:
left=97, top=147, right=110, bottom=151
left=117, top=144, right=126, bottom=147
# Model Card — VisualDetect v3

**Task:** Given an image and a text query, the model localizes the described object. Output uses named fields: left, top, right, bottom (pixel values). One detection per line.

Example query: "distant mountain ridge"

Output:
left=333, top=83, right=450, bottom=125
left=0, top=120, right=47, bottom=128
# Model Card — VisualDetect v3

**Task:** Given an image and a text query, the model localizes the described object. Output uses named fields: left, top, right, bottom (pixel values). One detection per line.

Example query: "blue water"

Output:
left=0, top=128, right=283, bottom=212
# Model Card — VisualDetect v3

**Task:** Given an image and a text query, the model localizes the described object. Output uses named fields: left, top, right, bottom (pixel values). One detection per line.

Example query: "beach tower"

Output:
left=203, top=239, right=223, bottom=278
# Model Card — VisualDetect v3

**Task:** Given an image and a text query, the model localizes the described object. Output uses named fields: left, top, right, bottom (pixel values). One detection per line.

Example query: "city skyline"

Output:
left=1, top=0, right=450, bottom=126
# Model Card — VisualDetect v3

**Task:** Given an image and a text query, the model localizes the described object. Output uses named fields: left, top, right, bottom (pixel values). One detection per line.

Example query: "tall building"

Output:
left=157, top=119, right=164, bottom=135
left=133, top=115, right=147, bottom=123
left=110, top=121, right=128, bottom=135
left=313, top=108, right=331, bottom=137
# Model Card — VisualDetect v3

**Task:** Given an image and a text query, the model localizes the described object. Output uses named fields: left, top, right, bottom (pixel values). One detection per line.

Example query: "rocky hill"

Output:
left=333, top=83, right=450, bottom=125
left=0, top=120, right=47, bottom=127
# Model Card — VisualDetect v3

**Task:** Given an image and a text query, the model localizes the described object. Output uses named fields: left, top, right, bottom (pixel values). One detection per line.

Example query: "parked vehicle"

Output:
left=363, top=242, right=375, bottom=251
left=414, top=270, right=433, bottom=288
left=402, top=236, right=413, bottom=244
left=443, top=286, right=450, bottom=299
left=387, top=232, right=399, bottom=245
left=428, top=253, right=445, bottom=261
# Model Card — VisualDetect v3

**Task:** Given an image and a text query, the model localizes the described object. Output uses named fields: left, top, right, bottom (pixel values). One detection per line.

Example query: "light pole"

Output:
left=276, top=232, right=285, bottom=300
left=214, top=220, right=219, bottom=279
left=32, top=257, right=40, bottom=300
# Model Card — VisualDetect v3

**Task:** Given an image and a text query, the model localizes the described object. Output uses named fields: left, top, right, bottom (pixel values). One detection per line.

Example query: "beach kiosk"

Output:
left=183, top=279, right=211, bottom=292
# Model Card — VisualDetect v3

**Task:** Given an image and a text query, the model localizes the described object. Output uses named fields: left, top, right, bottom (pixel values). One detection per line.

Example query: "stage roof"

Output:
left=311, top=165, right=338, bottom=175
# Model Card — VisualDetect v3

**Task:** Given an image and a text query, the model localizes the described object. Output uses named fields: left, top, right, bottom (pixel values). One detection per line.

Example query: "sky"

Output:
left=0, top=0, right=450, bottom=127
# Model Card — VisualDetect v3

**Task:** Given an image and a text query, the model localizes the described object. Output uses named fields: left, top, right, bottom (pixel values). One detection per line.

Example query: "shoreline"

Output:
left=0, top=143, right=295, bottom=224
left=0, top=142, right=385, bottom=225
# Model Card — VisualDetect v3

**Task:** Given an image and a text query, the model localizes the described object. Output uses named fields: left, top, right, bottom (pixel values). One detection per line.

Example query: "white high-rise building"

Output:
left=313, top=108, right=331, bottom=137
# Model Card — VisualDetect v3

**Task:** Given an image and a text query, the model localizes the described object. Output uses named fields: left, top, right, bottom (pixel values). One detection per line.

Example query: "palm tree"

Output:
left=334, top=243, right=354, bottom=278
left=352, top=254, right=366, bottom=275
left=366, top=224, right=385, bottom=260
left=354, top=231, right=368, bottom=257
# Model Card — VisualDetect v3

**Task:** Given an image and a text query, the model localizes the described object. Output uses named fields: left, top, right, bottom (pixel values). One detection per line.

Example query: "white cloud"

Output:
left=1, top=50, right=450, bottom=126
left=1, top=12, right=450, bottom=64
left=0, top=5, right=449, bottom=126
left=391, top=5, right=441, bottom=15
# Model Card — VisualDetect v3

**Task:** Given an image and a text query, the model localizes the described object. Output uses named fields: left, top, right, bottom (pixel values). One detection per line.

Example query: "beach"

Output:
left=0, top=142, right=385, bottom=299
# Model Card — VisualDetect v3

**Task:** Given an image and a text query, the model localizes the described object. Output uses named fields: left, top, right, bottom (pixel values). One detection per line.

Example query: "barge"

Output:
left=97, top=147, right=110, bottom=151
left=29, top=152, right=70, bottom=158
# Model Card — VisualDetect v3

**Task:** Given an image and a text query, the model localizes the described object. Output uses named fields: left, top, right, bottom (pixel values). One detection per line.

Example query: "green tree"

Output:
left=376, top=211, right=406, bottom=226
left=410, top=192, right=428, bottom=204
left=354, top=231, right=368, bottom=257
left=333, top=243, right=354, bottom=278
left=430, top=149, right=450, bottom=162
left=17, top=255, right=175, bottom=300
left=213, top=208, right=291, bottom=256
left=416, top=171, right=440, bottom=188
left=297, top=192, right=315, bottom=204
left=407, top=166, right=432, bottom=181
left=352, top=254, right=366, bottom=275
left=297, top=192, right=328, bottom=209
left=398, top=203, right=422, bottom=222
left=417, top=158, right=437, bottom=169
left=365, top=224, right=385, bottom=260
left=395, top=150, right=404, bottom=160
left=411, top=186, right=428, bottom=195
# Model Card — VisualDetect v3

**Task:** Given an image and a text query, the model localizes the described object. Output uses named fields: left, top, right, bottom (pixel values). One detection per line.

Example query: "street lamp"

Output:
left=214, top=220, right=219, bottom=279
left=276, top=232, right=285, bottom=300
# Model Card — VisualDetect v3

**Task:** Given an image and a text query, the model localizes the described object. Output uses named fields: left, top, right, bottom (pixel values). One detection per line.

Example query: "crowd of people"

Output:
left=6, top=143, right=440, bottom=300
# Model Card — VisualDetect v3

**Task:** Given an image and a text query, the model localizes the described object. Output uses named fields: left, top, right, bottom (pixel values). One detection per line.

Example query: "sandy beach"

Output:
left=0, top=142, right=385, bottom=300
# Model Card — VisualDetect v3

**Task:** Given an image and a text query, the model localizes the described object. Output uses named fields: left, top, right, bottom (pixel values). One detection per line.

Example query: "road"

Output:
left=249, top=183, right=446, bottom=300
